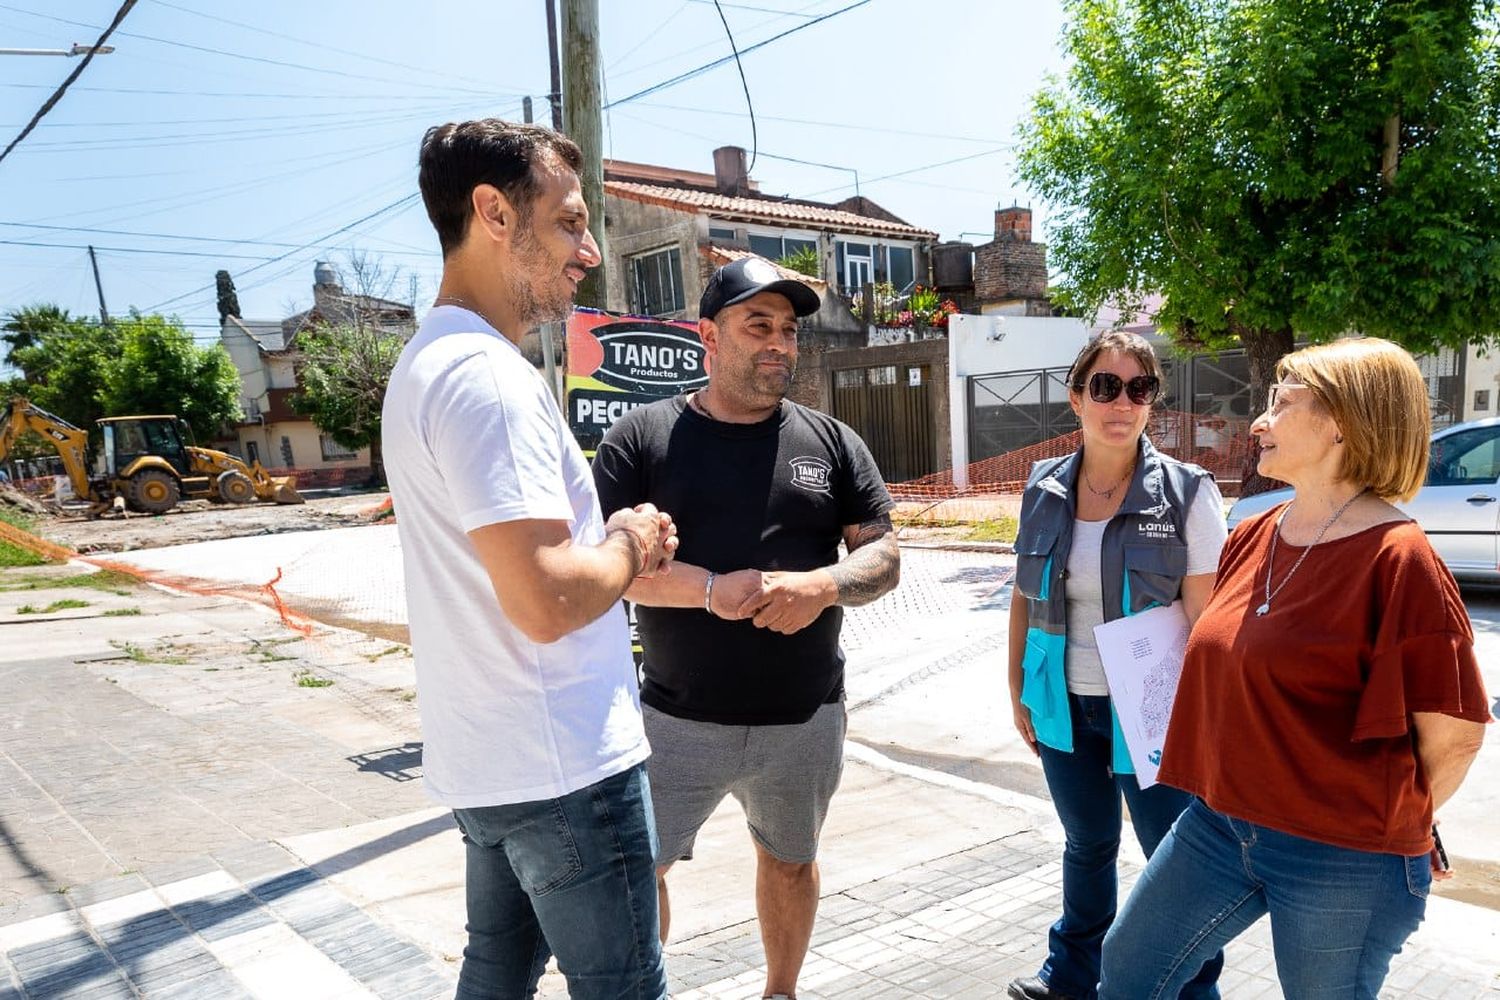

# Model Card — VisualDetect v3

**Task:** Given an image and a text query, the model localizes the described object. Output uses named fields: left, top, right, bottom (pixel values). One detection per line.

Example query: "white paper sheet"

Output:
left=1093, top=600, right=1191, bottom=788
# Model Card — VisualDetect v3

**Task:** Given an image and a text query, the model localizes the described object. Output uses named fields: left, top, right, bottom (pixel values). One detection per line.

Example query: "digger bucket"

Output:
left=269, top=475, right=305, bottom=505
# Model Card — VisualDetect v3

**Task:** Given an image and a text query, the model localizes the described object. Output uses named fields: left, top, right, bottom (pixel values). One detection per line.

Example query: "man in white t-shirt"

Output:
left=382, top=120, right=676, bottom=1000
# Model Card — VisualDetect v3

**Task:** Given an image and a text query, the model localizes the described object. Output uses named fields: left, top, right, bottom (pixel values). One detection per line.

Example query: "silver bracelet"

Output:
left=704, top=571, right=716, bottom=614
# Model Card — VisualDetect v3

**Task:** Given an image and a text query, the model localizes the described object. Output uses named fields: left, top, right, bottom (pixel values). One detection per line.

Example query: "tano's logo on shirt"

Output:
left=788, top=456, right=832, bottom=494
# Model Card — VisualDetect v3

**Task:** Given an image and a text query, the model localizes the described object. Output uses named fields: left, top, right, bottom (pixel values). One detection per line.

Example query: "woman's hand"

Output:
left=1012, top=697, right=1039, bottom=756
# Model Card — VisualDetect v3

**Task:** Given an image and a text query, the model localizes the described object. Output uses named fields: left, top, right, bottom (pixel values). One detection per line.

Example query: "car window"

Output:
left=1427, top=427, right=1500, bottom=486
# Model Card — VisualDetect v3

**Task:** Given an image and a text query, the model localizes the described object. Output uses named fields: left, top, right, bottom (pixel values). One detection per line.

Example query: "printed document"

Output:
left=1093, top=601, right=1190, bottom=788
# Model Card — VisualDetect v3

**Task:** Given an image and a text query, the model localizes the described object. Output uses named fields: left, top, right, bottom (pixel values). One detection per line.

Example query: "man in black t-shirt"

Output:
left=594, top=256, right=900, bottom=1000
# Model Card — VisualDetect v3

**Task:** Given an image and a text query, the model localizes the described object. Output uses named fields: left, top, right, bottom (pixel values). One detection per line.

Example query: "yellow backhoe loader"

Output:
left=0, top=397, right=304, bottom=514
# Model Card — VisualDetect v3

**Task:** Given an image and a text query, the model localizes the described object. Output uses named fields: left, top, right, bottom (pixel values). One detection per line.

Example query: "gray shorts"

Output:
left=642, top=700, right=847, bottom=866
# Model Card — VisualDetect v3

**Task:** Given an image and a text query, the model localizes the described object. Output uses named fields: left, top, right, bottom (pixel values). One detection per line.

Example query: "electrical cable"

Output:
left=0, top=0, right=138, bottom=168
left=0, top=3, right=506, bottom=97
left=606, top=0, right=873, bottom=108
left=689, top=0, right=817, bottom=15
left=144, top=0, right=525, bottom=94
left=710, top=0, right=758, bottom=173
left=140, top=194, right=422, bottom=313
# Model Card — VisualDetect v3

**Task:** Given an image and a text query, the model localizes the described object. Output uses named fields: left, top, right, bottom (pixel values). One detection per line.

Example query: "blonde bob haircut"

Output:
left=1276, top=338, right=1430, bottom=502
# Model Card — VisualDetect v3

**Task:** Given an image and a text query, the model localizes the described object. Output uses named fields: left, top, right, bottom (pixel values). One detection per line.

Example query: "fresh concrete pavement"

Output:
left=1, top=534, right=1497, bottom=997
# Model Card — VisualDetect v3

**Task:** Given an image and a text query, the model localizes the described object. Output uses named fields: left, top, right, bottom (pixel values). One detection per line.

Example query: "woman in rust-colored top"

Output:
left=1098, top=338, right=1490, bottom=999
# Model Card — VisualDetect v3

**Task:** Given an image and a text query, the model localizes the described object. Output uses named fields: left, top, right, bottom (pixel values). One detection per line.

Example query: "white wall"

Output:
left=946, top=313, right=1092, bottom=488
left=1466, top=344, right=1500, bottom=421
left=220, top=325, right=269, bottom=416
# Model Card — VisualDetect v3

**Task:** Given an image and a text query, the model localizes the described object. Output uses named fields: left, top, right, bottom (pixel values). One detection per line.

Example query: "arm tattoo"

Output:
left=828, top=514, right=900, bottom=607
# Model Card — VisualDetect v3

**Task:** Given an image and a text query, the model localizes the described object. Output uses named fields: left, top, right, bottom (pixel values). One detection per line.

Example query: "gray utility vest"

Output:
left=1013, top=436, right=1210, bottom=773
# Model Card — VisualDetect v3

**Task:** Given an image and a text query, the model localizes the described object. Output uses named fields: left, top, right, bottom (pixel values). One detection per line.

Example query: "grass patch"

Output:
left=0, top=508, right=50, bottom=568
left=103, top=607, right=142, bottom=617
left=249, top=636, right=301, bottom=662
left=18, top=598, right=91, bottom=614
left=0, top=568, right=140, bottom=595
left=109, top=639, right=189, bottom=665
left=295, top=670, right=334, bottom=689
left=363, top=644, right=408, bottom=662
left=894, top=514, right=1019, bottom=544
left=963, top=516, right=1019, bottom=543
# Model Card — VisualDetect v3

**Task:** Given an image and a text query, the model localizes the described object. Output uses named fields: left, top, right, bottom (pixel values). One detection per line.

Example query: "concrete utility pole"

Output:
left=87, top=245, right=109, bottom=325
left=562, top=0, right=608, bottom=311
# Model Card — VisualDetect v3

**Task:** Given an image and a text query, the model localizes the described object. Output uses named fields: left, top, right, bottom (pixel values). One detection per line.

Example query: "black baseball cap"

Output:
left=699, top=256, right=821, bottom=320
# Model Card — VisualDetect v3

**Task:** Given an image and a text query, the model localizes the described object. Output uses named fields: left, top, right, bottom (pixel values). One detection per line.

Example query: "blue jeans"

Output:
left=451, top=764, right=667, bottom=999
left=1035, top=694, right=1222, bottom=999
left=1100, top=799, right=1430, bottom=999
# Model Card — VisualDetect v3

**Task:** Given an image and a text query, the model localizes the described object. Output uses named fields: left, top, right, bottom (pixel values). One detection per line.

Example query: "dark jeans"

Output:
left=1100, top=799, right=1429, bottom=999
left=1035, top=694, right=1222, bottom=1000
left=451, top=763, right=667, bottom=999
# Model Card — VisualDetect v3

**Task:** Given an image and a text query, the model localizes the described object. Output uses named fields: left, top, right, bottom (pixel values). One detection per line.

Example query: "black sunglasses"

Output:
left=1077, top=371, right=1161, bottom=406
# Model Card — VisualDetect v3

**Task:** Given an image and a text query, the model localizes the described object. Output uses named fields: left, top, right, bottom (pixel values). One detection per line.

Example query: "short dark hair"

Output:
left=1067, top=329, right=1165, bottom=393
left=417, top=120, right=584, bottom=257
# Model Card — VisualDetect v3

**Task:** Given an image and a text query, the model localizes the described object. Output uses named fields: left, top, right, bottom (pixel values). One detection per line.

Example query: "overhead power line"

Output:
left=0, top=3, right=506, bottom=96
left=144, top=0, right=524, bottom=94
left=606, top=0, right=873, bottom=108
left=710, top=0, right=758, bottom=173
left=141, top=193, right=422, bottom=313
left=0, top=0, right=137, bottom=168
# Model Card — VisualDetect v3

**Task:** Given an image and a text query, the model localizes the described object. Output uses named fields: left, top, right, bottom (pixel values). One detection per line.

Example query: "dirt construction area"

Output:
left=4, top=490, right=391, bottom=555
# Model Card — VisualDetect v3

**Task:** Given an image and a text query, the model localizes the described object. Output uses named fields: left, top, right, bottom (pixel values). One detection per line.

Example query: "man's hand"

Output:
left=708, top=568, right=767, bottom=620
left=735, top=569, right=837, bottom=635
left=604, top=503, right=678, bottom=578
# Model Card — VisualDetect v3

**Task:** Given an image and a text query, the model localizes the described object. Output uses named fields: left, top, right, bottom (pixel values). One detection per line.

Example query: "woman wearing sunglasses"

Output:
left=1007, top=331, right=1228, bottom=1000
left=1099, top=338, right=1489, bottom=999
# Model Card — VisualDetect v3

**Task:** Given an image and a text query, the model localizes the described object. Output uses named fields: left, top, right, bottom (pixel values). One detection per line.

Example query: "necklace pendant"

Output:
left=1255, top=602, right=1270, bottom=616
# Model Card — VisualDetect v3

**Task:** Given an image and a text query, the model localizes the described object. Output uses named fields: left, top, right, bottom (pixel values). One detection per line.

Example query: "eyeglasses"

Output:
left=1266, top=382, right=1307, bottom=409
left=1077, top=371, right=1161, bottom=406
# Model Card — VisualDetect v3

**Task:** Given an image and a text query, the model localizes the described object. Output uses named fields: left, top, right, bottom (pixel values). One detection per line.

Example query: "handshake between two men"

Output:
left=606, top=501, right=842, bottom=637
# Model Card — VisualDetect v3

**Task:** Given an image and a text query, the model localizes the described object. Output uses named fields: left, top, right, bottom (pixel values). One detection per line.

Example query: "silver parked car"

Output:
left=1226, top=416, right=1500, bottom=583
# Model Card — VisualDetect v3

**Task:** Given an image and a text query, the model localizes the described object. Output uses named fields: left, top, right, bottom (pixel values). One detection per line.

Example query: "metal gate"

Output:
left=831, top=362, right=937, bottom=483
left=967, top=368, right=1079, bottom=463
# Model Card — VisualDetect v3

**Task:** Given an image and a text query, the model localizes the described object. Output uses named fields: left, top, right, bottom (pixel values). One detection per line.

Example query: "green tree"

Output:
left=100, top=313, right=241, bottom=441
left=9, top=317, right=119, bottom=430
left=1019, top=0, right=1500, bottom=487
left=4, top=305, right=93, bottom=384
left=292, top=324, right=405, bottom=486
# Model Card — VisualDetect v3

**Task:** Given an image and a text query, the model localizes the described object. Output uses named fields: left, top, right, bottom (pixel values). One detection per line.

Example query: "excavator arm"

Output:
left=0, top=398, right=99, bottom=503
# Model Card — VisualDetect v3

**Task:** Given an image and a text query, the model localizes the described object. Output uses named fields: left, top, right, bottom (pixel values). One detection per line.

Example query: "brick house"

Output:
left=602, top=146, right=938, bottom=412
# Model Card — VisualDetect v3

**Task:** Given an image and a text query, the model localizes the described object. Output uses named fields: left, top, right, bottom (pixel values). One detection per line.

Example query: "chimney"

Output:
left=713, top=145, right=749, bottom=196
left=994, top=205, right=1032, bottom=243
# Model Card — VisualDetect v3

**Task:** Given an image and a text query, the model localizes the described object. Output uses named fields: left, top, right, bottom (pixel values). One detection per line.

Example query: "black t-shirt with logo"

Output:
left=592, top=395, right=892, bottom=725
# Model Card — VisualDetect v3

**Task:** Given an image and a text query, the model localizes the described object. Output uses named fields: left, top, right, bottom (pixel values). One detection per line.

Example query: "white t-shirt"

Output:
left=1063, top=482, right=1227, bottom=695
left=381, top=305, right=647, bottom=807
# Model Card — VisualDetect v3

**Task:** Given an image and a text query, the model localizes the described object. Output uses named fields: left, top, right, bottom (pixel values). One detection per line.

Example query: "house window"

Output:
left=1476, top=389, right=1491, bottom=412
left=868, top=365, right=897, bottom=386
left=630, top=247, right=684, bottom=315
left=840, top=241, right=873, bottom=292
left=748, top=234, right=783, bottom=260
left=320, top=434, right=358, bottom=462
left=887, top=246, right=915, bottom=293
left=708, top=225, right=737, bottom=241
left=746, top=233, right=817, bottom=263
left=834, top=369, right=862, bottom=390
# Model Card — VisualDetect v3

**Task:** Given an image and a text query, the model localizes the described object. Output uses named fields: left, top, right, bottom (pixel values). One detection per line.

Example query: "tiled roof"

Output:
left=605, top=180, right=937, bottom=241
left=702, top=244, right=828, bottom=288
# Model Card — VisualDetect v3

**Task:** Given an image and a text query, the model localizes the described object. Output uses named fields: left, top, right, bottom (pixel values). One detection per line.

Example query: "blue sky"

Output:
left=0, top=0, right=1068, bottom=343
